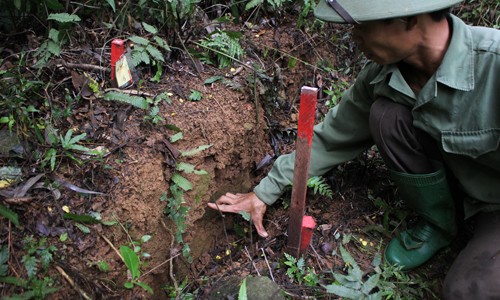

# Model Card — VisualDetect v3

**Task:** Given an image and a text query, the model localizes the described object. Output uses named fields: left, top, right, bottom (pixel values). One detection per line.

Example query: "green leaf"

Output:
left=176, top=162, right=195, bottom=173
left=0, top=276, right=28, bottom=288
left=182, top=243, right=191, bottom=258
left=105, top=0, right=116, bottom=12
left=0, top=204, right=19, bottom=227
left=340, top=245, right=363, bottom=280
left=120, top=246, right=140, bottom=279
left=104, top=91, right=149, bottom=110
left=134, top=281, right=154, bottom=294
left=141, top=235, right=152, bottom=243
left=13, top=0, right=21, bottom=10
left=180, top=144, right=212, bottom=157
left=324, top=283, right=364, bottom=298
left=171, top=173, right=192, bottom=191
left=131, top=48, right=150, bottom=66
left=128, top=36, right=150, bottom=46
left=170, top=132, right=183, bottom=143
left=68, top=132, right=87, bottom=146
left=204, top=76, right=224, bottom=84
left=47, top=40, right=62, bottom=56
left=48, top=28, right=60, bottom=43
left=59, top=233, right=68, bottom=242
left=142, top=22, right=158, bottom=34
left=124, top=281, right=134, bottom=289
left=146, top=44, right=164, bottom=62
left=189, top=90, right=202, bottom=101
left=63, top=213, right=100, bottom=224
left=46, top=148, right=57, bottom=171
left=238, top=277, right=248, bottom=300
left=97, top=260, right=110, bottom=272
left=153, top=36, right=171, bottom=51
left=21, top=255, right=38, bottom=277
left=47, top=13, right=81, bottom=23
left=0, top=246, right=9, bottom=276
left=361, top=273, right=380, bottom=295
left=239, top=211, right=251, bottom=221
left=75, top=223, right=91, bottom=234
left=245, top=0, right=264, bottom=11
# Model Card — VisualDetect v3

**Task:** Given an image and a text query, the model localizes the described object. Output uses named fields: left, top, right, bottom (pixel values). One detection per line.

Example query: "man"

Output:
left=208, top=0, right=500, bottom=298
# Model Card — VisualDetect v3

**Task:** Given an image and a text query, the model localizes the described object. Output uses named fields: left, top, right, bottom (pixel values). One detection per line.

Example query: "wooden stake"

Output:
left=287, top=86, right=318, bottom=258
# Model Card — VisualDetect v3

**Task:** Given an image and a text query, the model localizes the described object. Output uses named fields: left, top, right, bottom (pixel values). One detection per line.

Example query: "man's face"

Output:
left=352, top=18, right=417, bottom=65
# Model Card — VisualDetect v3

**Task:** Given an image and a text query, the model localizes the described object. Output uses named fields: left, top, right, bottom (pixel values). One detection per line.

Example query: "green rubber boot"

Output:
left=384, top=166, right=456, bottom=270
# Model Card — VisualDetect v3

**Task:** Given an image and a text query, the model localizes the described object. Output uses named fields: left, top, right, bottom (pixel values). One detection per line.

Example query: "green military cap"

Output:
left=314, top=0, right=462, bottom=24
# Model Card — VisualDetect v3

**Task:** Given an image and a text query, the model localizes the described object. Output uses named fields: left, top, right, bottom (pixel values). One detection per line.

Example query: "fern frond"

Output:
left=103, top=91, right=149, bottom=110
left=307, top=176, right=334, bottom=199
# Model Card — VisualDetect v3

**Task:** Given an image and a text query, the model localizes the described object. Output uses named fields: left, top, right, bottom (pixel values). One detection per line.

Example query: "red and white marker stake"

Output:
left=287, top=86, right=318, bottom=258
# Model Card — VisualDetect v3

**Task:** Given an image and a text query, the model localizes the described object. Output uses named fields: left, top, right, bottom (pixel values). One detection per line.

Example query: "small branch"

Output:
left=98, top=233, right=124, bottom=263
left=139, top=253, right=180, bottom=279
left=103, top=88, right=155, bottom=97
left=55, top=265, right=93, bottom=300
left=57, top=60, right=109, bottom=72
left=260, top=248, right=275, bottom=282
left=243, top=246, right=260, bottom=276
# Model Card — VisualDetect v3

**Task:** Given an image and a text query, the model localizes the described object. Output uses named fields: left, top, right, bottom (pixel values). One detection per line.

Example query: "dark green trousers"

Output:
left=369, top=98, right=500, bottom=299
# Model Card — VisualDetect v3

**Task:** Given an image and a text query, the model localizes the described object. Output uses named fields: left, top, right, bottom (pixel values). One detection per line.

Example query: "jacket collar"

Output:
left=370, top=14, right=475, bottom=92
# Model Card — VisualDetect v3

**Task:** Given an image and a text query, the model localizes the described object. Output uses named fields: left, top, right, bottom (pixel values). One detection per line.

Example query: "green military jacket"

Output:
left=254, top=15, right=500, bottom=218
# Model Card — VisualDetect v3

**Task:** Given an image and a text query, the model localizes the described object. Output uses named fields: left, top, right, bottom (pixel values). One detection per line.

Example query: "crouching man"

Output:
left=208, top=1, right=500, bottom=298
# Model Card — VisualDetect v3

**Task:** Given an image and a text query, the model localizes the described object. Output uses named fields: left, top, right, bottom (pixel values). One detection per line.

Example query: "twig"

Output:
left=55, top=265, right=93, bottom=300
left=176, top=31, right=202, bottom=78
left=243, top=246, right=260, bottom=276
left=98, top=233, right=124, bottom=263
left=160, top=219, right=179, bottom=296
left=139, top=253, right=180, bottom=279
left=260, top=248, right=275, bottom=282
left=104, top=88, right=155, bottom=97
left=363, top=215, right=392, bottom=239
left=309, top=243, right=326, bottom=269
left=58, top=61, right=109, bottom=72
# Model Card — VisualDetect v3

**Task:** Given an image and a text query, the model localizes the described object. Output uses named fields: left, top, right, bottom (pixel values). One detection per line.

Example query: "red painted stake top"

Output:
left=111, top=39, right=125, bottom=81
left=297, top=86, right=317, bottom=145
left=300, top=216, right=316, bottom=254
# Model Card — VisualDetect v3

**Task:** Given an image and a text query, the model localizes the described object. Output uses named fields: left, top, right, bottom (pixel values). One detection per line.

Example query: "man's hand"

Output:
left=207, top=192, right=269, bottom=238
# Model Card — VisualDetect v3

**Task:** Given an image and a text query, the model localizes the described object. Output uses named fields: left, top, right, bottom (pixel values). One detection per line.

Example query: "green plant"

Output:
left=368, top=192, right=408, bottom=233
left=0, top=237, right=60, bottom=299
left=198, top=30, right=244, bottom=68
left=188, top=89, right=202, bottom=101
left=165, top=276, right=198, bottom=299
left=42, top=128, right=95, bottom=171
left=162, top=133, right=211, bottom=262
left=297, top=0, right=317, bottom=28
left=144, top=92, right=172, bottom=125
left=33, top=13, right=81, bottom=68
left=245, top=0, right=289, bottom=11
left=307, top=176, right=334, bottom=199
left=458, top=0, right=500, bottom=28
left=120, top=245, right=154, bottom=294
left=129, top=22, right=171, bottom=68
left=324, top=80, right=350, bottom=109
left=325, top=245, right=437, bottom=299
left=283, top=253, right=319, bottom=286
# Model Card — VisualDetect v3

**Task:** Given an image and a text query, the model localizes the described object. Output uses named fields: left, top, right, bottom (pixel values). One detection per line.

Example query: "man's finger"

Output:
left=207, top=202, right=241, bottom=214
left=214, top=195, right=237, bottom=205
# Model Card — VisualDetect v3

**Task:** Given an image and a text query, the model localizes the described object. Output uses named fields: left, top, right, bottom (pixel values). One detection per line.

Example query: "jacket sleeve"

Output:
left=254, top=65, right=376, bottom=205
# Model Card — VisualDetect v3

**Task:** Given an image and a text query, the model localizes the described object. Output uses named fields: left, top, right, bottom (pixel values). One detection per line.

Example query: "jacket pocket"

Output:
left=441, top=129, right=500, bottom=159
